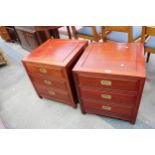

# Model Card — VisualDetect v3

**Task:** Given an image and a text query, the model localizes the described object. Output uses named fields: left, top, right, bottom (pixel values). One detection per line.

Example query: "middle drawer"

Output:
left=79, top=88, right=137, bottom=105
left=31, top=76, right=67, bottom=91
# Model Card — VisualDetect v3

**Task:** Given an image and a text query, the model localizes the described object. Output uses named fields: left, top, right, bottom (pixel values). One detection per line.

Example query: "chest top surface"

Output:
left=73, top=43, right=145, bottom=77
left=23, top=39, right=87, bottom=66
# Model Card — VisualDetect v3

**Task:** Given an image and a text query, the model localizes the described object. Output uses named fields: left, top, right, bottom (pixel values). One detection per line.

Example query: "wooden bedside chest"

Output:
left=22, top=39, right=88, bottom=108
left=73, top=43, right=146, bottom=123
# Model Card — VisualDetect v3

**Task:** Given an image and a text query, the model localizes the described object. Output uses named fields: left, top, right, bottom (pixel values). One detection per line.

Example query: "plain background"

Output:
left=0, top=0, right=155, bottom=155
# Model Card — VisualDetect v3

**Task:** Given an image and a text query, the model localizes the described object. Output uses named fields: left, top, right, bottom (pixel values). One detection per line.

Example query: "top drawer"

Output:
left=25, top=63, right=64, bottom=79
left=77, top=75, right=139, bottom=92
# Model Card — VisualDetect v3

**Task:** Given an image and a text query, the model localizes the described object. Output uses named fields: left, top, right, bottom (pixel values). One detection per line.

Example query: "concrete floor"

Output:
left=0, top=37, right=155, bottom=129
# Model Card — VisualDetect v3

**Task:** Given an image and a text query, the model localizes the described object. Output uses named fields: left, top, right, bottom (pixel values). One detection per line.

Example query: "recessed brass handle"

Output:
left=48, top=90, right=55, bottom=96
left=39, top=67, right=47, bottom=74
left=100, top=80, right=112, bottom=86
left=102, top=106, right=112, bottom=111
left=44, top=80, right=52, bottom=85
left=101, top=94, right=112, bottom=99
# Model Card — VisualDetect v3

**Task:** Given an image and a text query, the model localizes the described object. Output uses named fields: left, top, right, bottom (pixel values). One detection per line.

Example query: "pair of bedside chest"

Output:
left=22, top=39, right=146, bottom=124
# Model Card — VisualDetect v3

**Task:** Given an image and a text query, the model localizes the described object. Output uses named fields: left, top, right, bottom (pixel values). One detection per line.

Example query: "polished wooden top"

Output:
left=73, top=43, right=145, bottom=78
left=23, top=39, right=88, bottom=66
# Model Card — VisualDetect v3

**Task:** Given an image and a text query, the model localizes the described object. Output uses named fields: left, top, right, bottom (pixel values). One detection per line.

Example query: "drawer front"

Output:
left=82, top=100, right=133, bottom=117
left=40, top=93, right=70, bottom=105
left=37, top=85, right=70, bottom=103
left=31, top=76, right=67, bottom=91
left=25, top=63, right=64, bottom=79
left=80, top=88, right=136, bottom=105
left=84, top=107, right=131, bottom=121
left=78, top=76, right=138, bottom=91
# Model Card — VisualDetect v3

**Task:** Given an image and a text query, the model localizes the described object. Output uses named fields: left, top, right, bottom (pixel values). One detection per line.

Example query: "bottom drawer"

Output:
left=37, top=86, right=70, bottom=103
left=82, top=100, right=133, bottom=118
left=85, top=108, right=131, bottom=122
left=39, top=90, right=70, bottom=103
left=40, top=93, right=71, bottom=105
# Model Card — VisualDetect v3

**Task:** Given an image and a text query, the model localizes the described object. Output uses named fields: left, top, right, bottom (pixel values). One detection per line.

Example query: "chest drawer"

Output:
left=78, top=76, right=139, bottom=92
left=25, top=63, right=64, bottom=79
left=82, top=100, right=133, bottom=117
left=79, top=88, right=137, bottom=105
left=37, top=85, right=70, bottom=103
left=31, top=76, right=67, bottom=91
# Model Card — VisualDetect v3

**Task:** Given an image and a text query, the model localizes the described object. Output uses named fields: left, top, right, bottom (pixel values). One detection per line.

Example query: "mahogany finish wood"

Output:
left=73, top=43, right=146, bottom=123
left=4, top=26, right=19, bottom=42
left=0, top=26, right=11, bottom=41
left=22, top=39, right=88, bottom=108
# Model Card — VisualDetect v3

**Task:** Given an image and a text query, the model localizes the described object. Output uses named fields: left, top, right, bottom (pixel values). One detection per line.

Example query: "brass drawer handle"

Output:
left=39, top=67, right=47, bottom=74
left=102, top=106, right=112, bottom=111
left=44, top=80, right=52, bottom=85
left=100, top=80, right=112, bottom=86
left=101, top=94, right=112, bottom=99
left=48, top=90, right=55, bottom=96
